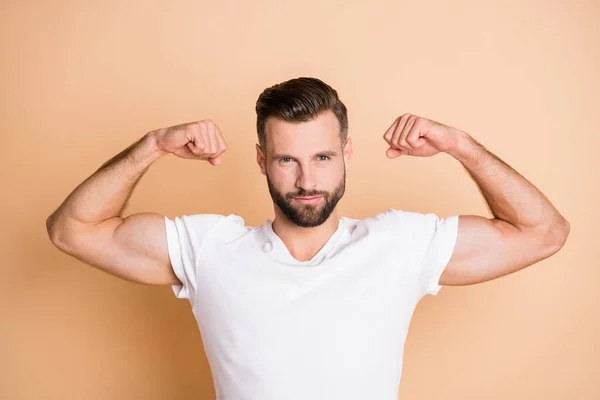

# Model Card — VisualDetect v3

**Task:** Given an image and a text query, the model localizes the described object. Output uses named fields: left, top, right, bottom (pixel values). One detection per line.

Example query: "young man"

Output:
left=46, top=77, right=569, bottom=399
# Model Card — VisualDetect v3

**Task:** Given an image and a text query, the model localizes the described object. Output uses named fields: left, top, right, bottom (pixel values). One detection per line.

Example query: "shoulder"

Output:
left=367, top=208, right=452, bottom=224
left=359, top=208, right=428, bottom=228
left=358, top=208, right=456, bottom=237
left=165, top=213, right=253, bottom=243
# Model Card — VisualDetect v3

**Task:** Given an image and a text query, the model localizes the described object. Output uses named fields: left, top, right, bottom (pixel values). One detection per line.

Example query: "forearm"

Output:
left=47, top=131, right=166, bottom=229
left=447, top=130, right=569, bottom=238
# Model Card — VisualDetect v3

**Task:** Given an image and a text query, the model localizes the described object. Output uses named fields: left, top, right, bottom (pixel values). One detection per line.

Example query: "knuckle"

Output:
left=171, top=123, right=185, bottom=133
left=184, top=124, right=195, bottom=135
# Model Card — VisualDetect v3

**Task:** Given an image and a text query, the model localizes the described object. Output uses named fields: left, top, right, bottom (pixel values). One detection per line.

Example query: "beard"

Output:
left=266, top=169, right=346, bottom=228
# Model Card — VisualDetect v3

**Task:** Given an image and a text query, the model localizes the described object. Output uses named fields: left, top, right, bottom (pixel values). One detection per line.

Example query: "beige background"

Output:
left=2, top=0, right=598, bottom=399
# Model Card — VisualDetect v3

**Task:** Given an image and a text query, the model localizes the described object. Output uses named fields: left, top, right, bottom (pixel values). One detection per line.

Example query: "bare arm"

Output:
left=384, top=114, right=570, bottom=286
left=442, top=131, right=570, bottom=285
left=46, top=120, right=227, bottom=285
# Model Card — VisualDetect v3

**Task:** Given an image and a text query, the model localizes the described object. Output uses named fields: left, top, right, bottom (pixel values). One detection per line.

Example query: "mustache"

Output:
left=287, top=191, right=327, bottom=199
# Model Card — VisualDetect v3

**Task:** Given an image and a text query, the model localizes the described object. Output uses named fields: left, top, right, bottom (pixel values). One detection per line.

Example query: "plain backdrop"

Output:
left=1, top=0, right=598, bottom=399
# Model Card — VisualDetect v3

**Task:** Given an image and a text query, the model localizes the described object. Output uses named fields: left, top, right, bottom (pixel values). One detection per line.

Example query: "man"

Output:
left=46, top=77, right=570, bottom=399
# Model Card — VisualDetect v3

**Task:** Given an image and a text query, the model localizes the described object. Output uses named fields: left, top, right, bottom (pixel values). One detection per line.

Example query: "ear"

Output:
left=255, top=143, right=266, bottom=175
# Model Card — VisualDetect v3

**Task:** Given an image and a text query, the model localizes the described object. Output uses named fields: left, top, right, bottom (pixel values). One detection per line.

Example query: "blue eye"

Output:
left=279, top=156, right=330, bottom=163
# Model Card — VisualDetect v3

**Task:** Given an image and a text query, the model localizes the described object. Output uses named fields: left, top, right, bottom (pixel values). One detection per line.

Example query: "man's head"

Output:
left=255, top=77, right=352, bottom=227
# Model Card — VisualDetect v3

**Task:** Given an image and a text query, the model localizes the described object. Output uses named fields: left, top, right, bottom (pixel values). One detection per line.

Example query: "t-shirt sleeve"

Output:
left=410, top=212, right=459, bottom=297
left=164, top=214, right=226, bottom=302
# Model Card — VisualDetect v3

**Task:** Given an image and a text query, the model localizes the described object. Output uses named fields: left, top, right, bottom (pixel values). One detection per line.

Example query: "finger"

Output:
left=391, top=114, right=410, bottom=150
left=207, top=121, right=218, bottom=155
left=386, top=147, right=406, bottom=158
left=406, top=118, right=426, bottom=148
left=198, top=121, right=210, bottom=158
left=383, top=116, right=401, bottom=144
left=186, top=123, right=202, bottom=155
left=178, top=142, right=197, bottom=159
left=208, top=156, right=221, bottom=166
left=214, top=125, right=227, bottom=158
left=399, top=115, right=417, bottom=150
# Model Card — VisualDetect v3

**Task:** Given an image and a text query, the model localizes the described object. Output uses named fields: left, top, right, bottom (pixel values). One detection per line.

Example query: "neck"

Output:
left=271, top=210, right=340, bottom=261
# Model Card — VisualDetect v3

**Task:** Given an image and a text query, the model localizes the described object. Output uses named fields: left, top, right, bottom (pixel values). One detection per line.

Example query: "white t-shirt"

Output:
left=164, top=208, right=459, bottom=400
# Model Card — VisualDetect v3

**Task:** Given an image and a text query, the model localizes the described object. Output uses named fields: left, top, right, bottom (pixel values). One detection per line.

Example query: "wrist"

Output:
left=128, top=131, right=169, bottom=170
left=141, top=130, right=169, bottom=159
left=446, top=129, right=478, bottom=162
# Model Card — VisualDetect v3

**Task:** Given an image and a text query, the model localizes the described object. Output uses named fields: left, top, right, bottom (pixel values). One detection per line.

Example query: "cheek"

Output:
left=267, top=167, right=294, bottom=189
left=270, top=164, right=297, bottom=180
left=325, top=164, right=344, bottom=181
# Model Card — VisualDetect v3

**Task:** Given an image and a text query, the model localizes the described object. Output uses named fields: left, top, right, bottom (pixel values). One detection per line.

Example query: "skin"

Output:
left=45, top=110, right=570, bottom=288
left=382, top=113, right=570, bottom=285
left=256, top=110, right=352, bottom=261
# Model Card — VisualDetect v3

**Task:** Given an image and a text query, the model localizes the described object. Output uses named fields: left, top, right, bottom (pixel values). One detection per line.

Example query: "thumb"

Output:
left=386, top=147, right=405, bottom=158
left=208, top=156, right=221, bottom=166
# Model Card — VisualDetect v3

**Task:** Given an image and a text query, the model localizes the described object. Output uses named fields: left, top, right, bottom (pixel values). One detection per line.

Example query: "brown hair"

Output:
left=255, top=77, right=348, bottom=152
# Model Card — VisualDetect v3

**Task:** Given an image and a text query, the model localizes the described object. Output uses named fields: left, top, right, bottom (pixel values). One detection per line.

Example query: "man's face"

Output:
left=257, top=110, right=352, bottom=228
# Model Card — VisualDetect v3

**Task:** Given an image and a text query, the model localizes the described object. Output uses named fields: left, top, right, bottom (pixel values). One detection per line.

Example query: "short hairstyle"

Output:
left=255, top=77, right=348, bottom=152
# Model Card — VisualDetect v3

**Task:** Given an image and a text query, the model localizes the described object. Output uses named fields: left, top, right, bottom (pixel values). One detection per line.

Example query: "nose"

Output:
left=295, top=164, right=317, bottom=192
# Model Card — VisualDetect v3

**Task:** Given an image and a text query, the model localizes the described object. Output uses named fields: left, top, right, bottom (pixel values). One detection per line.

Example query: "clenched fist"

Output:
left=383, top=113, right=464, bottom=158
left=152, top=120, right=227, bottom=166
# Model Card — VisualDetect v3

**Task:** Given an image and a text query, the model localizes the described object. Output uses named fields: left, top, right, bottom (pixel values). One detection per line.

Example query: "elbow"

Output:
left=46, top=214, right=58, bottom=242
left=544, top=217, right=571, bottom=255
left=46, top=213, right=71, bottom=250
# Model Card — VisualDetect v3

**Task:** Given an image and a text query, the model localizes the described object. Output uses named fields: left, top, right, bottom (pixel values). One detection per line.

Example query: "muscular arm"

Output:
left=45, top=132, right=179, bottom=285
left=441, top=131, right=570, bottom=285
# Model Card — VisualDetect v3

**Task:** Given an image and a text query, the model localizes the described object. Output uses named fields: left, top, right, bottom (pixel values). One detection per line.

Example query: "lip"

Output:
left=294, top=196, right=323, bottom=204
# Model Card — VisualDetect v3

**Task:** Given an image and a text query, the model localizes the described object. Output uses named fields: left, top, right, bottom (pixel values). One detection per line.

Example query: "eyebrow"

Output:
left=272, top=150, right=338, bottom=159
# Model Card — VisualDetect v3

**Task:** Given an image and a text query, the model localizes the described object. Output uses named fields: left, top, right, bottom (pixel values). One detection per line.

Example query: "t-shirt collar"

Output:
left=260, top=217, right=345, bottom=266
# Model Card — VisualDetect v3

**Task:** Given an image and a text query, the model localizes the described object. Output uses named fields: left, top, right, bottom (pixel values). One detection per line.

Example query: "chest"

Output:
left=193, top=241, right=419, bottom=354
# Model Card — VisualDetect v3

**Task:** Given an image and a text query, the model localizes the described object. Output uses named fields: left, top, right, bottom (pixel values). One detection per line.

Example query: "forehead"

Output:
left=264, top=109, right=341, bottom=155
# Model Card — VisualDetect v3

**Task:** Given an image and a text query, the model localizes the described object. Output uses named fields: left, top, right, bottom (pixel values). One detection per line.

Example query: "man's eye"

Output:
left=280, top=156, right=330, bottom=162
